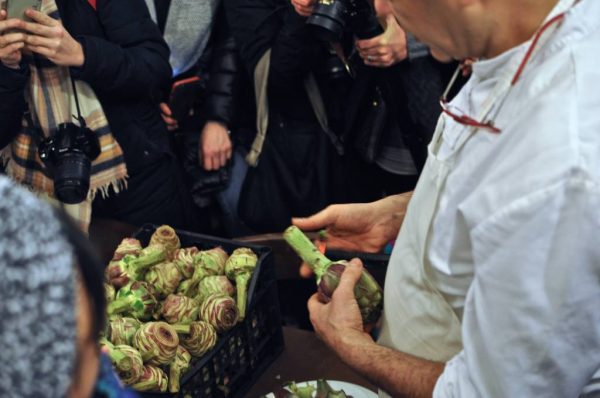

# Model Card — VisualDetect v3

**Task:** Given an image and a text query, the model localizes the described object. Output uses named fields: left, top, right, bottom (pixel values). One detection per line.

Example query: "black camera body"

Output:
left=306, top=0, right=383, bottom=42
left=38, top=121, right=101, bottom=204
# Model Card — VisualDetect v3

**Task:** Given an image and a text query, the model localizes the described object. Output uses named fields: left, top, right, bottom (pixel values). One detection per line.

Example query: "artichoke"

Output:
left=150, top=225, right=181, bottom=259
left=168, top=346, right=192, bottom=393
left=199, top=293, right=238, bottom=333
left=224, top=248, right=258, bottom=320
left=112, top=238, right=143, bottom=261
left=180, top=247, right=229, bottom=296
left=105, top=283, right=116, bottom=304
left=196, top=275, right=235, bottom=304
left=106, top=244, right=168, bottom=288
left=283, top=226, right=383, bottom=324
left=133, top=322, right=179, bottom=366
left=159, top=294, right=200, bottom=324
left=107, top=281, right=158, bottom=321
left=108, top=317, right=142, bottom=346
left=132, top=365, right=169, bottom=392
left=144, top=262, right=182, bottom=299
left=101, top=339, right=144, bottom=386
left=172, top=321, right=217, bottom=357
left=173, top=247, right=199, bottom=279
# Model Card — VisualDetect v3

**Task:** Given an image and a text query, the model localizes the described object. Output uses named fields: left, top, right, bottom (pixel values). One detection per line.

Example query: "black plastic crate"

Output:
left=134, top=224, right=284, bottom=398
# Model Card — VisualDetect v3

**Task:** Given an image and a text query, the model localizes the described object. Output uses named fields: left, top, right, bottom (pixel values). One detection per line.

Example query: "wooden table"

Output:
left=247, top=326, right=376, bottom=397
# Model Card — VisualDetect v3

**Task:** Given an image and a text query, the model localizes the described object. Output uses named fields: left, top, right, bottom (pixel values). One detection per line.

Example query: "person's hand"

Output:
left=159, top=103, right=179, bottom=131
left=356, top=14, right=407, bottom=68
left=291, top=0, right=316, bottom=17
left=200, top=121, right=232, bottom=171
left=308, top=259, right=373, bottom=351
left=0, top=10, right=26, bottom=68
left=293, top=192, right=412, bottom=277
left=21, top=9, right=83, bottom=67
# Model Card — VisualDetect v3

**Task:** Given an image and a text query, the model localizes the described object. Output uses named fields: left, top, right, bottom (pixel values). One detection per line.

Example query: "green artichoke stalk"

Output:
left=150, top=225, right=181, bottom=259
left=168, top=346, right=192, bottom=393
left=133, top=322, right=179, bottom=366
left=109, top=317, right=142, bottom=346
left=173, top=247, right=200, bottom=279
left=199, top=293, right=239, bottom=333
left=180, top=247, right=229, bottom=296
left=106, top=244, right=168, bottom=288
left=159, top=294, right=200, bottom=324
left=196, top=275, right=235, bottom=304
left=144, top=262, right=182, bottom=299
left=132, top=365, right=169, bottom=392
left=107, top=281, right=158, bottom=321
left=105, top=283, right=116, bottom=304
left=283, top=226, right=383, bottom=324
left=224, top=248, right=257, bottom=320
left=172, top=321, right=217, bottom=357
left=176, top=279, right=195, bottom=297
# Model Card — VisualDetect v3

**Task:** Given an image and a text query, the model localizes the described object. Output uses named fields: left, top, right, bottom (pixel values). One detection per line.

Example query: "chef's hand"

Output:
left=356, top=13, right=407, bottom=68
left=293, top=192, right=412, bottom=277
left=0, top=10, right=26, bottom=68
left=200, top=121, right=232, bottom=171
left=308, top=259, right=373, bottom=350
left=159, top=103, right=179, bottom=131
left=21, top=9, right=84, bottom=66
left=291, top=0, right=316, bottom=17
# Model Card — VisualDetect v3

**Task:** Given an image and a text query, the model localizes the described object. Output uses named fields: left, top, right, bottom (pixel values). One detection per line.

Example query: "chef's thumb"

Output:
left=336, top=259, right=364, bottom=296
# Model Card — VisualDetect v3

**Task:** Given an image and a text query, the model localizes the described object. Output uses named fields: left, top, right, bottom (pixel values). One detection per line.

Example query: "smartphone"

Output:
left=5, top=0, right=42, bottom=21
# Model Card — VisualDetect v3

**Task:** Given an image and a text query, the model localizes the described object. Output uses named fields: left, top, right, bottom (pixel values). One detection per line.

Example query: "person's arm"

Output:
left=433, top=179, right=600, bottom=397
left=308, top=259, right=444, bottom=397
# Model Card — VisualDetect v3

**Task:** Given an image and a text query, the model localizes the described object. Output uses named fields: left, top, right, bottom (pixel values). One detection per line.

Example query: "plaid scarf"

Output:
left=1, top=0, right=127, bottom=230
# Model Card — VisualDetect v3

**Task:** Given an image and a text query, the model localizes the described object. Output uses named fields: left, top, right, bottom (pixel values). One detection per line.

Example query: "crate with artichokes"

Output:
left=102, top=225, right=259, bottom=393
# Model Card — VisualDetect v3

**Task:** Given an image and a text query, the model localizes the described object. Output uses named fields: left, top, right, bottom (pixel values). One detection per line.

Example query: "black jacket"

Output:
left=0, top=0, right=172, bottom=173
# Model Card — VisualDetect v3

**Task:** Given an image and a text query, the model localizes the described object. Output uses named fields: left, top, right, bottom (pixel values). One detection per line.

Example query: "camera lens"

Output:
left=53, top=151, right=92, bottom=204
left=306, top=1, right=347, bottom=42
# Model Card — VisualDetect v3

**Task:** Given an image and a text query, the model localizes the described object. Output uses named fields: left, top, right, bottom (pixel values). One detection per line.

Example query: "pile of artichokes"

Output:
left=102, top=225, right=258, bottom=393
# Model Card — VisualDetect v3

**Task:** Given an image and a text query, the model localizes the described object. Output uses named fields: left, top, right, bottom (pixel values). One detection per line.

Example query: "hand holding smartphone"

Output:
left=4, top=0, right=41, bottom=22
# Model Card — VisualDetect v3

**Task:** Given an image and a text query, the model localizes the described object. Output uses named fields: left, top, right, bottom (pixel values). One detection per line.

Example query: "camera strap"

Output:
left=69, top=75, right=87, bottom=128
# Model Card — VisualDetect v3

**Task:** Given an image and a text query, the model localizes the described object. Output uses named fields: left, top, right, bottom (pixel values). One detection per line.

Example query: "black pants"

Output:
left=92, top=155, right=201, bottom=231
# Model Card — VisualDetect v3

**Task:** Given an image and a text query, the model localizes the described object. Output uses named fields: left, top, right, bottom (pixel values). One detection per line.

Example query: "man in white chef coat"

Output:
left=293, top=0, right=600, bottom=396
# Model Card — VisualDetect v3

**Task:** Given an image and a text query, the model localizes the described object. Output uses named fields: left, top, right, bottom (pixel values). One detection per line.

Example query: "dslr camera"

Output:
left=38, top=121, right=101, bottom=204
left=306, top=0, right=383, bottom=41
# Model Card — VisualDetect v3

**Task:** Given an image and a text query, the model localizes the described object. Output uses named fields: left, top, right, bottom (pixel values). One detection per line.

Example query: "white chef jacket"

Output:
left=413, top=0, right=600, bottom=396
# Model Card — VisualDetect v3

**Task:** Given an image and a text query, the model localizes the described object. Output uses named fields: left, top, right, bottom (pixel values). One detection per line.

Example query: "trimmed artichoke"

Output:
left=180, top=247, right=229, bottom=296
left=224, top=248, right=258, bottom=320
left=150, top=225, right=181, bottom=259
left=176, top=279, right=196, bottom=297
left=172, top=321, right=217, bottom=357
left=112, top=238, right=143, bottom=261
left=173, top=247, right=199, bottom=279
left=144, top=262, right=182, bottom=299
left=113, top=345, right=144, bottom=385
left=196, top=275, right=235, bottom=304
left=106, top=244, right=167, bottom=288
left=159, top=294, right=200, bottom=324
left=199, top=293, right=238, bottom=333
left=107, top=281, right=158, bottom=321
left=168, top=346, right=192, bottom=393
left=283, top=226, right=383, bottom=324
left=109, top=317, right=142, bottom=346
left=133, top=322, right=179, bottom=366
left=132, top=365, right=169, bottom=392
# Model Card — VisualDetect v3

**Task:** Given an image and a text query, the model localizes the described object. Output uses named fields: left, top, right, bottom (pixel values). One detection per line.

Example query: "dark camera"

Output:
left=38, top=122, right=101, bottom=204
left=306, top=0, right=383, bottom=42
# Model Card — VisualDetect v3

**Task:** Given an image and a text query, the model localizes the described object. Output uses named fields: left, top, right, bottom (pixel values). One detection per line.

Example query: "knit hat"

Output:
left=0, top=176, right=77, bottom=397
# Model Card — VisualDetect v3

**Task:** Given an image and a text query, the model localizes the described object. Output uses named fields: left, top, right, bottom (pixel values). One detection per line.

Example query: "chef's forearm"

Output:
left=336, top=331, right=444, bottom=398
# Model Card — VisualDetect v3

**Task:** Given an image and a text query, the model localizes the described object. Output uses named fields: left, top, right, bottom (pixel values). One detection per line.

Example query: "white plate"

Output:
left=265, top=380, right=377, bottom=398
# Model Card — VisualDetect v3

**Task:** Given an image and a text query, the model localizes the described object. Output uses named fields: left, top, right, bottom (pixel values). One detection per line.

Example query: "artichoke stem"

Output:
left=283, top=226, right=331, bottom=277
left=235, top=272, right=252, bottom=320
left=171, top=323, right=191, bottom=334
left=169, top=367, right=182, bottom=393
left=107, top=297, right=132, bottom=315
